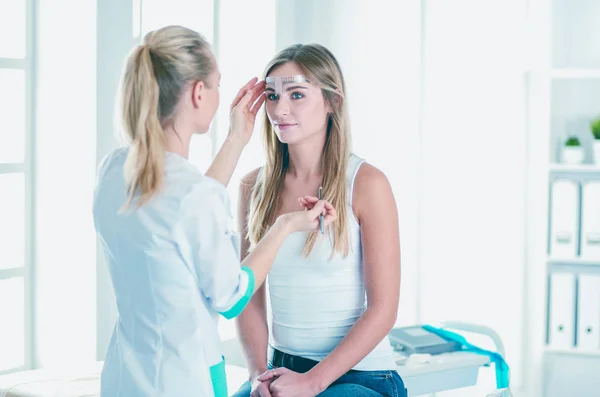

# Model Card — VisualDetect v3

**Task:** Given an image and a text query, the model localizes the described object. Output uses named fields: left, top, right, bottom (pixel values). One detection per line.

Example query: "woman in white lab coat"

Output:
left=92, top=26, right=336, bottom=397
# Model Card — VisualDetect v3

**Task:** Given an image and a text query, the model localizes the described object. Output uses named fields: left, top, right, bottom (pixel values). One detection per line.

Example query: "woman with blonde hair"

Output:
left=92, top=26, right=336, bottom=397
left=234, top=44, right=407, bottom=397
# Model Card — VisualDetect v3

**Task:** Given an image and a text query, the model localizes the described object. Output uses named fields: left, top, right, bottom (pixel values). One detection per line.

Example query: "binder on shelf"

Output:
left=548, top=273, right=576, bottom=349
left=576, top=274, right=600, bottom=350
left=580, top=182, right=600, bottom=260
left=549, top=179, right=580, bottom=259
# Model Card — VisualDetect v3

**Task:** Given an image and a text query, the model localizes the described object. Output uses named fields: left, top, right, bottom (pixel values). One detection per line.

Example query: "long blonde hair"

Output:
left=119, top=25, right=215, bottom=207
left=248, top=44, right=352, bottom=257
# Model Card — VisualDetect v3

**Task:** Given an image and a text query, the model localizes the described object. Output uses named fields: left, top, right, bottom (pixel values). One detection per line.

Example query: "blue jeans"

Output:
left=230, top=349, right=407, bottom=397
left=231, top=370, right=406, bottom=397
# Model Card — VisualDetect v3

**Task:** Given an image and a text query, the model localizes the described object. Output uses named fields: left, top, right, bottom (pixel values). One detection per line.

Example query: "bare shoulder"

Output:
left=354, top=163, right=392, bottom=197
left=241, top=167, right=261, bottom=186
left=238, top=167, right=262, bottom=231
left=353, top=163, right=395, bottom=218
left=239, top=167, right=262, bottom=196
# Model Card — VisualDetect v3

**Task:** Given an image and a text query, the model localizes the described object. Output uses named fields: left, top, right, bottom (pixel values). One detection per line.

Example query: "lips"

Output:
left=276, top=123, right=297, bottom=131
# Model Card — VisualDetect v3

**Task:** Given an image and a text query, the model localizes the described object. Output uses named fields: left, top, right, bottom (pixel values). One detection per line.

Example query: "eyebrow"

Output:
left=265, top=85, right=309, bottom=92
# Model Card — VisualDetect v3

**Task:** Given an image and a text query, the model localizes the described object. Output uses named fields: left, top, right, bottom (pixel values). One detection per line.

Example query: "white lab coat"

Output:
left=92, top=147, right=254, bottom=397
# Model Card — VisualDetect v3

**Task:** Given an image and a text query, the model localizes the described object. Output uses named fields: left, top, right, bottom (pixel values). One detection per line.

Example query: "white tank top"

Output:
left=267, top=154, right=396, bottom=371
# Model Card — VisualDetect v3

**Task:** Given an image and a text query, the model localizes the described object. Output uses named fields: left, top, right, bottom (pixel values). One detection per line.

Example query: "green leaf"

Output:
left=565, top=136, right=581, bottom=147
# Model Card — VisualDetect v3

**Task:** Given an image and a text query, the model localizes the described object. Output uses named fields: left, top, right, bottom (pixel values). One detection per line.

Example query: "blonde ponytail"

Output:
left=117, top=26, right=215, bottom=208
left=122, top=45, right=166, bottom=207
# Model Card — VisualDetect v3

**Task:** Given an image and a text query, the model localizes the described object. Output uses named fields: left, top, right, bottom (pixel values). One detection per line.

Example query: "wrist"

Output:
left=273, top=214, right=293, bottom=236
left=226, top=128, right=249, bottom=148
left=250, top=367, right=268, bottom=382
left=306, top=368, right=329, bottom=394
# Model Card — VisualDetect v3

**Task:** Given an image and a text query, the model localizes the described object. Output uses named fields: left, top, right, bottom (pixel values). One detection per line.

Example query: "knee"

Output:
left=230, top=380, right=252, bottom=397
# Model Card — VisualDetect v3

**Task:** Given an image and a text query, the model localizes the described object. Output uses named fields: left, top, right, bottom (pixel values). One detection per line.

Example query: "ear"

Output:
left=325, top=89, right=343, bottom=113
left=191, top=80, right=205, bottom=109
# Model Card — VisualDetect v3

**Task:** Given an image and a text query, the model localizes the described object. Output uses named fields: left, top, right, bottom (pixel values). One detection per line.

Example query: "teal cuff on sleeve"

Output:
left=219, top=266, right=255, bottom=319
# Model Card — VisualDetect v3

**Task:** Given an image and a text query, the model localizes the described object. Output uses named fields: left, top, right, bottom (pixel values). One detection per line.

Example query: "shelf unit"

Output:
left=536, top=1, right=600, bottom=396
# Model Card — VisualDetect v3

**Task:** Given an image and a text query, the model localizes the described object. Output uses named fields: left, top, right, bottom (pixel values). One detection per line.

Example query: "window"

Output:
left=0, top=0, right=32, bottom=374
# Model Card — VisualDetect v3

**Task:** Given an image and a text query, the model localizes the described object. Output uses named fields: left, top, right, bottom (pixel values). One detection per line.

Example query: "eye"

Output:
left=291, top=92, right=304, bottom=100
left=267, top=93, right=279, bottom=101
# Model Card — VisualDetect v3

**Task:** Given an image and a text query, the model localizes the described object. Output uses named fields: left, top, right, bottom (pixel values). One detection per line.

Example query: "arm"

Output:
left=204, top=136, right=245, bottom=187
left=236, top=170, right=271, bottom=380
left=205, top=78, right=265, bottom=187
left=307, top=164, right=401, bottom=390
left=178, top=181, right=288, bottom=320
left=183, top=179, right=330, bottom=320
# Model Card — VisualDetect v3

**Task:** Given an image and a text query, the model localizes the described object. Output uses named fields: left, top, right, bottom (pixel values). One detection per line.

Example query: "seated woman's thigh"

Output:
left=318, top=383, right=382, bottom=397
left=332, top=370, right=407, bottom=397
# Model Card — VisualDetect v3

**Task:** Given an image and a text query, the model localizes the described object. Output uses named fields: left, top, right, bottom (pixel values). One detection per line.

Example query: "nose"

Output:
left=273, top=97, right=290, bottom=118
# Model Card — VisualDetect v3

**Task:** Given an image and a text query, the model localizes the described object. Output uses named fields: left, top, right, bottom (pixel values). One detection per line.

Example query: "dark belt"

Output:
left=270, top=348, right=358, bottom=375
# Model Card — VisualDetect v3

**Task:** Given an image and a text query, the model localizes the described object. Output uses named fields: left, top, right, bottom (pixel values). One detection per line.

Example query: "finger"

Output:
left=274, top=367, right=291, bottom=377
left=298, top=197, right=310, bottom=207
left=250, top=92, right=267, bottom=116
left=268, top=380, right=281, bottom=396
left=237, top=81, right=263, bottom=112
left=258, top=383, right=272, bottom=397
left=303, top=197, right=333, bottom=212
left=231, top=77, right=259, bottom=110
left=256, top=371, right=272, bottom=382
left=257, top=367, right=288, bottom=381
left=248, top=80, right=266, bottom=107
left=323, top=201, right=337, bottom=226
left=321, top=199, right=334, bottom=212
left=298, top=197, right=316, bottom=209
left=244, top=80, right=265, bottom=111
left=307, top=200, right=325, bottom=219
left=233, top=90, right=255, bottom=115
left=301, top=196, right=320, bottom=203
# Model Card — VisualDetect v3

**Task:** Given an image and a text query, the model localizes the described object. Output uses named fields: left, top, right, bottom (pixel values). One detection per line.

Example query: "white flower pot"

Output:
left=562, top=147, right=585, bottom=164
left=594, top=140, right=600, bottom=166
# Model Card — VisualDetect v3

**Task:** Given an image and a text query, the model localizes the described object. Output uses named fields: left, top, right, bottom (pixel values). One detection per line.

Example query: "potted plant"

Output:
left=591, top=117, right=600, bottom=165
left=562, top=136, right=585, bottom=164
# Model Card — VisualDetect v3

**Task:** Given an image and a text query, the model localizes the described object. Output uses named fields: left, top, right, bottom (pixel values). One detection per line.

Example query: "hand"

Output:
left=297, top=196, right=331, bottom=211
left=228, top=77, right=266, bottom=146
left=257, top=367, right=323, bottom=397
left=278, top=197, right=336, bottom=234
left=250, top=377, right=273, bottom=397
